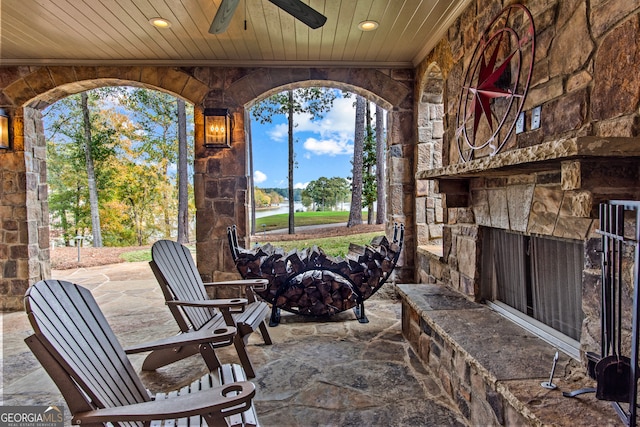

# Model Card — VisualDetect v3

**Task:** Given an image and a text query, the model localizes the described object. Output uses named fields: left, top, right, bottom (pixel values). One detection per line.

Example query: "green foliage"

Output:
left=254, top=188, right=271, bottom=207
left=251, top=88, right=337, bottom=124
left=46, top=91, right=122, bottom=245
left=302, top=177, right=349, bottom=211
left=260, top=187, right=303, bottom=201
left=120, top=248, right=152, bottom=262
left=45, top=87, right=196, bottom=247
left=257, top=232, right=382, bottom=258
left=362, top=102, right=377, bottom=214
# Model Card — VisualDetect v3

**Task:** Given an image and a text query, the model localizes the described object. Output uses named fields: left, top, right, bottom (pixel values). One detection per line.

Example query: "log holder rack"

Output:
left=228, top=223, right=404, bottom=326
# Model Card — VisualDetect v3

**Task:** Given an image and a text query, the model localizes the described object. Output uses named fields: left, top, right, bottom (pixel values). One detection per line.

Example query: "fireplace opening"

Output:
left=482, top=228, right=584, bottom=358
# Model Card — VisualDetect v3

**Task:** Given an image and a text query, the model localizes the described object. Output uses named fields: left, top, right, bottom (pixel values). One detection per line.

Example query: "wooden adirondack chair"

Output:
left=24, top=279, right=259, bottom=427
left=148, top=240, right=272, bottom=378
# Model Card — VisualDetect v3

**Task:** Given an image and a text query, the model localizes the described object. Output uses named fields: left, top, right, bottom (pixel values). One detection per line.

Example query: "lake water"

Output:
left=255, top=202, right=351, bottom=218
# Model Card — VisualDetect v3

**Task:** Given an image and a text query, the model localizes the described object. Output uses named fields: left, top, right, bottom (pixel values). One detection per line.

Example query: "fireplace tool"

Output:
left=563, top=201, right=640, bottom=427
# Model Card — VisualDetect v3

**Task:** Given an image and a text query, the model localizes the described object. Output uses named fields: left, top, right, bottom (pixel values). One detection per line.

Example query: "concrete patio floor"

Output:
left=1, top=262, right=468, bottom=426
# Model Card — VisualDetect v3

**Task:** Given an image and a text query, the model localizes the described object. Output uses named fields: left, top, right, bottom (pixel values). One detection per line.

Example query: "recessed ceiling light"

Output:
left=358, top=20, right=379, bottom=31
left=149, top=17, right=172, bottom=28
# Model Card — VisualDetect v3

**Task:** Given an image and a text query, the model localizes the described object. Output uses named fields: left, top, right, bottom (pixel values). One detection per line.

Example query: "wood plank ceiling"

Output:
left=0, top=0, right=471, bottom=68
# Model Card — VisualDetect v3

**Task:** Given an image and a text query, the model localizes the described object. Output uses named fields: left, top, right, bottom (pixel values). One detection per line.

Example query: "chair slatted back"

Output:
left=24, top=280, right=151, bottom=421
left=151, top=240, right=217, bottom=331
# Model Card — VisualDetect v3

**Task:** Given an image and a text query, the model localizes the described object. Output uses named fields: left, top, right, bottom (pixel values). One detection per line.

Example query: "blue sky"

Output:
left=250, top=92, right=359, bottom=189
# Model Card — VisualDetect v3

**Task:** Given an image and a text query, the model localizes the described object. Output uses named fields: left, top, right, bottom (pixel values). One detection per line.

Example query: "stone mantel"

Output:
left=416, top=136, right=640, bottom=181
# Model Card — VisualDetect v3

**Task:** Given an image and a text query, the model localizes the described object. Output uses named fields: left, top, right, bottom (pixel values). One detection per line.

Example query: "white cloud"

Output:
left=294, top=182, right=309, bottom=189
left=303, top=137, right=353, bottom=156
left=256, top=92, right=388, bottom=160
left=293, top=97, right=356, bottom=136
left=267, top=123, right=288, bottom=141
left=254, top=170, right=267, bottom=183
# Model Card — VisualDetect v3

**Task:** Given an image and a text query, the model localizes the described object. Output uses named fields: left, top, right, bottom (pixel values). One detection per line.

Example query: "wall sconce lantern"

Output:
left=204, top=108, right=232, bottom=148
left=0, top=109, right=10, bottom=149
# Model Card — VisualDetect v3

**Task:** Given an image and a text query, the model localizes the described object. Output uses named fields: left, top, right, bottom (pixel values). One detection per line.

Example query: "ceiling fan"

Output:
left=209, top=0, right=327, bottom=34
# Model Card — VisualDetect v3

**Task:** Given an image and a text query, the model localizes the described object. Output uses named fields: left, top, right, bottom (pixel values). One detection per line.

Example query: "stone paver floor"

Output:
left=1, top=262, right=468, bottom=426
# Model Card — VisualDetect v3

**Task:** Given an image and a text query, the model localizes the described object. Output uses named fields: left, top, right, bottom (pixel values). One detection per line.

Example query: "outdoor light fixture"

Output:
left=149, top=17, right=172, bottom=28
left=204, top=108, right=232, bottom=148
left=0, top=109, right=9, bottom=149
left=358, top=20, right=379, bottom=31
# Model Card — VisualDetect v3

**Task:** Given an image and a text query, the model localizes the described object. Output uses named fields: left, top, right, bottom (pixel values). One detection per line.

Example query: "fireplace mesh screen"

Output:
left=489, top=229, right=584, bottom=341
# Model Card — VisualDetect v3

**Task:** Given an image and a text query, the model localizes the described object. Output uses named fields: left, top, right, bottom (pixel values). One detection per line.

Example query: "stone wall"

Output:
left=0, top=107, right=50, bottom=310
left=413, top=0, right=640, bottom=365
left=415, top=63, right=446, bottom=247
left=0, top=65, right=416, bottom=310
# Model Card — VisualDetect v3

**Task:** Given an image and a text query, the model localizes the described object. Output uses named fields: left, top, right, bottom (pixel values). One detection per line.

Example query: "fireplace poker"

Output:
left=541, top=351, right=559, bottom=389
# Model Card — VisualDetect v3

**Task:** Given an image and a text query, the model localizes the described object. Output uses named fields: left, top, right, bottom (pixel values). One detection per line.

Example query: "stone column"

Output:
left=1, top=107, right=50, bottom=311
left=387, top=101, right=416, bottom=282
left=194, top=106, right=249, bottom=289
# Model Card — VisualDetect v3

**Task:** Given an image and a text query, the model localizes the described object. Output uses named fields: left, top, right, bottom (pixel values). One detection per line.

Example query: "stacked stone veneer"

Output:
left=0, top=108, right=50, bottom=310
left=0, top=66, right=416, bottom=310
left=412, top=0, right=640, bottom=379
left=415, top=65, right=445, bottom=247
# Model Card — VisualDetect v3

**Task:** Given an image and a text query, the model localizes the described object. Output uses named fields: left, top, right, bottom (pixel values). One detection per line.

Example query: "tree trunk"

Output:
left=288, top=90, right=295, bottom=234
left=348, top=95, right=365, bottom=227
left=375, top=105, right=386, bottom=224
left=81, top=92, right=103, bottom=247
left=366, top=101, right=374, bottom=225
left=176, top=98, right=189, bottom=244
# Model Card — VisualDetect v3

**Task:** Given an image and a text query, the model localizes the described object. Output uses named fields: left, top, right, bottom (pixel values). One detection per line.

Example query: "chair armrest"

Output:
left=203, top=278, right=269, bottom=292
left=73, top=381, right=255, bottom=424
left=124, top=326, right=237, bottom=354
left=166, top=298, right=248, bottom=309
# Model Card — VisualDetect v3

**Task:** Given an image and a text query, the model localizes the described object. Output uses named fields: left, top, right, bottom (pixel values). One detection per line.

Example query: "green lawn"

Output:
left=256, top=210, right=366, bottom=231
left=121, top=232, right=380, bottom=261
left=252, top=231, right=382, bottom=258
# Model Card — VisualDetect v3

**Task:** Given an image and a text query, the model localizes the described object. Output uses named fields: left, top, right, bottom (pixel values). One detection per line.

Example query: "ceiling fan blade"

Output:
left=209, top=0, right=241, bottom=34
left=268, top=0, right=327, bottom=29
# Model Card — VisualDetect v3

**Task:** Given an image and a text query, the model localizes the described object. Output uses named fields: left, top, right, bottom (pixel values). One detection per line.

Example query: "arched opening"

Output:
left=416, top=63, right=445, bottom=254
left=44, top=87, right=196, bottom=251
left=0, top=65, right=416, bottom=310
left=0, top=69, right=205, bottom=310
left=245, top=83, right=391, bottom=236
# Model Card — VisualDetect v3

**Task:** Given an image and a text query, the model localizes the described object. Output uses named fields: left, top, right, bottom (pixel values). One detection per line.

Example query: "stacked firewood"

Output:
left=234, top=234, right=401, bottom=317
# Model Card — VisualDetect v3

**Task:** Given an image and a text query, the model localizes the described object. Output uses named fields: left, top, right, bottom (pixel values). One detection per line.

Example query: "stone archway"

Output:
left=415, top=63, right=445, bottom=249
left=194, top=67, right=416, bottom=284
left=0, top=65, right=415, bottom=310
left=0, top=66, right=209, bottom=310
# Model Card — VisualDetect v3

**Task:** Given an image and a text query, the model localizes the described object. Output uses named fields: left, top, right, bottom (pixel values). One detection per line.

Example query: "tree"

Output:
left=177, top=98, right=189, bottom=244
left=303, top=177, right=349, bottom=211
left=251, top=88, right=337, bottom=234
left=81, top=92, right=103, bottom=247
left=348, top=95, right=365, bottom=227
left=375, top=104, right=386, bottom=224
left=46, top=91, right=120, bottom=246
left=254, top=188, right=271, bottom=207
left=362, top=101, right=377, bottom=225
left=267, top=191, right=283, bottom=205
left=120, top=89, right=179, bottom=239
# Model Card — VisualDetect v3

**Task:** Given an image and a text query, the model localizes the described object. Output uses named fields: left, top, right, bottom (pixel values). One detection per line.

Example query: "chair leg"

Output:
left=233, top=334, right=256, bottom=378
left=141, top=345, right=200, bottom=371
left=199, top=343, right=222, bottom=372
left=258, top=320, right=273, bottom=345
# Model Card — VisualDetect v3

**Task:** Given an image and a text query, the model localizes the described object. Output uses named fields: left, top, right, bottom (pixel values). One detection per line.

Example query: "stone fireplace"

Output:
left=404, top=1, right=640, bottom=423
left=415, top=137, right=640, bottom=360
